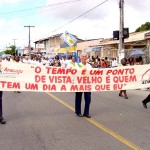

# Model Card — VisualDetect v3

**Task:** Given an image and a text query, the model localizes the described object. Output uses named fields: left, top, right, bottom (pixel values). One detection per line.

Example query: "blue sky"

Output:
left=0, top=0, right=149, bottom=50
left=0, top=0, right=47, bottom=48
left=0, top=0, right=44, bottom=22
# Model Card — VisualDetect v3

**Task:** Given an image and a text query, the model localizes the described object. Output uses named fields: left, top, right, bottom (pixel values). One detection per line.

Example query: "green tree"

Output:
left=4, top=45, right=16, bottom=55
left=135, top=22, right=150, bottom=32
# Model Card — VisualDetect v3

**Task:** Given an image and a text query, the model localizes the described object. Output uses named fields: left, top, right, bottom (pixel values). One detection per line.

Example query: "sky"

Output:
left=0, top=0, right=149, bottom=49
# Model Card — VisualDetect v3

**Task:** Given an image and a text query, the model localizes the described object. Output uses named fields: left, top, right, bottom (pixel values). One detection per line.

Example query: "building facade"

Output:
left=34, top=33, right=84, bottom=57
left=34, top=30, right=150, bottom=63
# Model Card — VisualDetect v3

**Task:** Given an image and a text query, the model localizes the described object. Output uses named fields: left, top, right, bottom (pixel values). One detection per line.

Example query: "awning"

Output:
left=84, top=47, right=101, bottom=53
left=92, top=47, right=101, bottom=51
left=129, top=50, right=145, bottom=56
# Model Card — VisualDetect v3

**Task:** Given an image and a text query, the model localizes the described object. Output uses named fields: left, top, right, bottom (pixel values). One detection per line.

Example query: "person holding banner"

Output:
left=142, top=94, right=150, bottom=109
left=0, top=58, right=6, bottom=124
left=14, top=56, right=21, bottom=93
left=0, top=91, right=6, bottom=124
left=75, top=52, right=92, bottom=118
left=119, top=58, right=128, bottom=99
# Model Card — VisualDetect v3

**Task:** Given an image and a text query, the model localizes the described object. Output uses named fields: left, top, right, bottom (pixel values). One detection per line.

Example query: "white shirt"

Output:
left=61, top=59, right=67, bottom=68
left=67, top=61, right=77, bottom=68
left=77, top=62, right=92, bottom=69
left=112, top=60, right=118, bottom=67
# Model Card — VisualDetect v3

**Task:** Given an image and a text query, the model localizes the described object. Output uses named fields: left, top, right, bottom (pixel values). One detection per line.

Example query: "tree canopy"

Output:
left=4, top=45, right=16, bottom=55
left=135, top=22, right=150, bottom=32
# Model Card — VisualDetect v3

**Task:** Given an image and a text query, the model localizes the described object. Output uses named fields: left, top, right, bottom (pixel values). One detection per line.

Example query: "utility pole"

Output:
left=118, top=0, right=124, bottom=62
left=13, top=39, right=17, bottom=56
left=13, top=39, right=17, bottom=46
left=24, top=25, right=35, bottom=57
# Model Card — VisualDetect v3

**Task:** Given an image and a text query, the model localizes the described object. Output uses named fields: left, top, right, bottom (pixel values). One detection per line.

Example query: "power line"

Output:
left=51, top=0, right=109, bottom=33
left=2, top=0, right=76, bottom=19
left=0, top=0, right=82, bottom=16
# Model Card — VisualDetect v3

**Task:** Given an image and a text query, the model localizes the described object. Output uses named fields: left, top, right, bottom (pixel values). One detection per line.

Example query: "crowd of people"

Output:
left=1, top=55, right=50, bottom=66
left=49, top=55, right=144, bottom=68
left=0, top=53, right=148, bottom=124
left=0, top=54, right=144, bottom=69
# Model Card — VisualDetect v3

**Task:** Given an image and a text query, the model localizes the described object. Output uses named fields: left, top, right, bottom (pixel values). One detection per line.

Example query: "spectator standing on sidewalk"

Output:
left=104, top=57, right=110, bottom=68
left=139, top=56, right=144, bottom=65
left=111, top=58, right=118, bottom=68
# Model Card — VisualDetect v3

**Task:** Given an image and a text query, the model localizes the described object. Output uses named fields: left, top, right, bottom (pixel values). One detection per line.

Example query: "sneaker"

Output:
left=0, top=118, right=6, bottom=124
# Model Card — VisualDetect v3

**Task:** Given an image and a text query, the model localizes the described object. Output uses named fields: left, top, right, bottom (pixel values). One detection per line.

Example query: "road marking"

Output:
left=47, top=92, right=142, bottom=150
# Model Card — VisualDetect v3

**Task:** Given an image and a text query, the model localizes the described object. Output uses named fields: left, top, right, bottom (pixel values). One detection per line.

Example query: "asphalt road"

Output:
left=0, top=90, right=150, bottom=150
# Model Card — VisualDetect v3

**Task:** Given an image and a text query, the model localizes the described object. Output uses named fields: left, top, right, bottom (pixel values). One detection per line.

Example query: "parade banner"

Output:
left=0, top=62, right=150, bottom=92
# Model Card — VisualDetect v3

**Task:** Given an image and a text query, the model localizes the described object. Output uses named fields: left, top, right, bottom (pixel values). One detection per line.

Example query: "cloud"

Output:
left=0, top=18, right=28, bottom=48
left=0, top=0, right=150, bottom=49
left=38, top=0, right=119, bottom=39
left=125, top=0, right=150, bottom=11
left=37, top=0, right=150, bottom=41
left=0, top=0, right=23, bottom=5
left=42, top=0, right=110, bottom=20
left=124, top=0, right=150, bottom=32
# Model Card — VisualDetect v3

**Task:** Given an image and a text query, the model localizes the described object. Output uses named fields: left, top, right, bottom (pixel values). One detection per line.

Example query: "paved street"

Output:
left=0, top=90, right=150, bottom=150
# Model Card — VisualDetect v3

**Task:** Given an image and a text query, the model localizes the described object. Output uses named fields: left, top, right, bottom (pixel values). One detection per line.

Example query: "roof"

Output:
left=34, top=33, right=63, bottom=43
left=76, top=39, right=102, bottom=50
left=34, top=30, right=150, bottom=47
left=98, top=30, right=150, bottom=46
left=34, top=33, right=84, bottom=43
left=34, top=37, right=49, bottom=43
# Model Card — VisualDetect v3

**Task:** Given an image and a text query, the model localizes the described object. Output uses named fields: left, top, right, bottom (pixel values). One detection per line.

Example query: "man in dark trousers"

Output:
left=0, top=91, right=6, bottom=124
left=75, top=52, right=92, bottom=118
left=142, top=94, right=150, bottom=109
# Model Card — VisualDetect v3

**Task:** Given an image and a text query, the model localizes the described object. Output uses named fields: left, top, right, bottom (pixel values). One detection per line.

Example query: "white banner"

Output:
left=0, top=62, right=150, bottom=92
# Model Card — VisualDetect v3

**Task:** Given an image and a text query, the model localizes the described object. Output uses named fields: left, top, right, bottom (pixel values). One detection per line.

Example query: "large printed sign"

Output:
left=0, top=62, right=150, bottom=92
left=60, top=31, right=77, bottom=47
